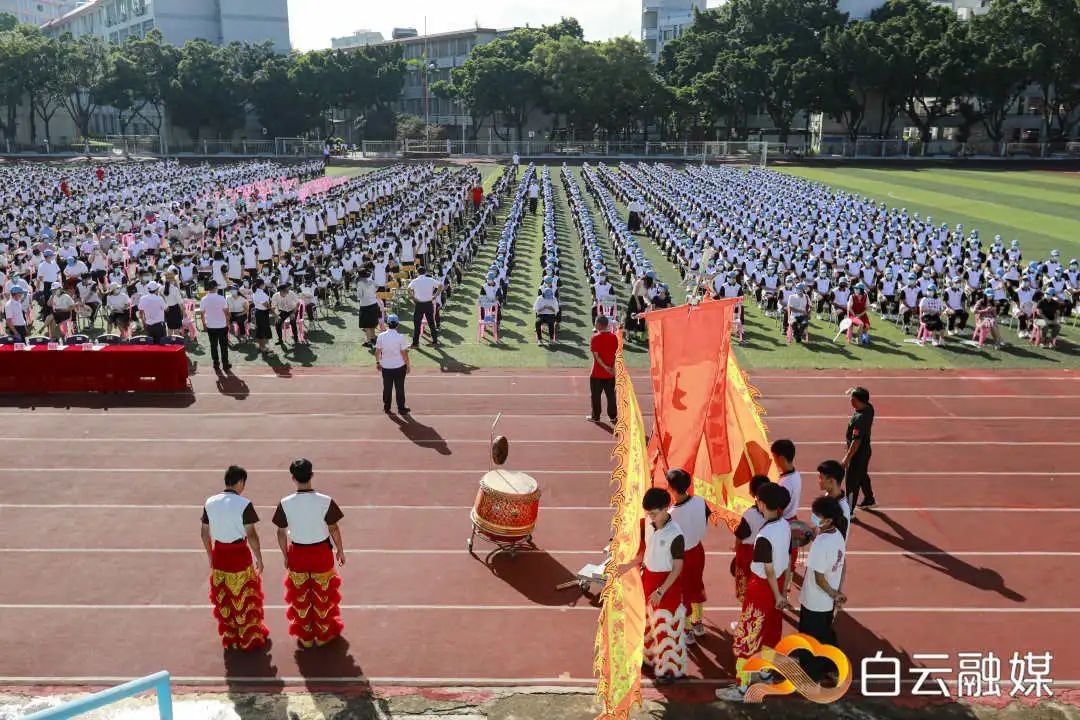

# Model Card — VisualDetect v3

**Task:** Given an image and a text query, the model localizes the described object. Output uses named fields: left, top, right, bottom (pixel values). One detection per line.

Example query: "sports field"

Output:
left=259, top=164, right=1079, bottom=373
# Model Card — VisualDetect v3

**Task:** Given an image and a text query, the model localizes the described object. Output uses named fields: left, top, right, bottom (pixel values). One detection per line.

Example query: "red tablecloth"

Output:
left=0, top=345, right=189, bottom=393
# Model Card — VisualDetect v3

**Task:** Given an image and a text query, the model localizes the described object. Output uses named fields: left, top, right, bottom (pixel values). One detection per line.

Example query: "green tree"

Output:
left=1021, top=0, right=1080, bottom=140
left=97, top=30, right=176, bottom=138
left=442, top=20, right=580, bottom=141
left=167, top=39, right=246, bottom=140
left=56, top=34, right=110, bottom=141
left=0, top=23, right=48, bottom=142
left=821, top=20, right=901, bottom=141
left=530, top=35, right=605, bottom=139
left=871, top=0, right=966, bottom=144
left=26, top=34, right=68, bottom=143
left=963, top=3, right=1033, bottom=143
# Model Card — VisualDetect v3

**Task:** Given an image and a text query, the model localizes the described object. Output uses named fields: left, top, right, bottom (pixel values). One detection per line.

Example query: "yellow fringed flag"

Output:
left=709, top=353, right=778, bottom=531
left=593, top=333, right=649, bottom=720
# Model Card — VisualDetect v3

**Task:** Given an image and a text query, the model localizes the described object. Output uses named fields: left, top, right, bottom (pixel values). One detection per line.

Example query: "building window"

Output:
left=133, top=0, right=146, bottom=16
left=142, top=19, right=153, bottom=33
left=109, top=31, right=118, bottom=42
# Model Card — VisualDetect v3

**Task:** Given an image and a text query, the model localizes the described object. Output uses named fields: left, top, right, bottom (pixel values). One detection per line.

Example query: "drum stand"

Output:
left=466, top=525, right=535, bottom=559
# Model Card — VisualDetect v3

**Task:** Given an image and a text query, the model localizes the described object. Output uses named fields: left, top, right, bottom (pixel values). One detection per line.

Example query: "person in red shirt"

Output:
left=588, top=315, right=618, bottom=423
left=95, top=166, right=105, bottom=183
left=470, top=184, right=483, bottom=213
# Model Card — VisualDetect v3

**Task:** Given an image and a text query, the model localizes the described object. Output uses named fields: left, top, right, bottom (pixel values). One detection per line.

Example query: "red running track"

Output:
left=0, top=367, right=1078, bottom=703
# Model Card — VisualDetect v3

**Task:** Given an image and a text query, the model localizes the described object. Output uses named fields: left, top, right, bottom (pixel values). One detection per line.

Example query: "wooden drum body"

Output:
left=470, top=470, right=541, bottom=543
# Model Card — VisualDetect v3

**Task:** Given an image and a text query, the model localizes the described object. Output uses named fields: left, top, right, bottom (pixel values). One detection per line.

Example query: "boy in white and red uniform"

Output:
left=667, top=468, right=709, bottom=643
left=731, top=475, right=771, bottom=607
left=771, top=438, right=802, bottom=582
left=619, top=487, right=687, bottom=685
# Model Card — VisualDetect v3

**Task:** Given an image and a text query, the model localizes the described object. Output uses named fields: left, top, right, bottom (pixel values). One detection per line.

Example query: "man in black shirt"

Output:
left=843, top=386, right=876, bottom=511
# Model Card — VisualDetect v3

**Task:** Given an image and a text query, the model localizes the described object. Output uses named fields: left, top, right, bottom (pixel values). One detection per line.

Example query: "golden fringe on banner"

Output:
left=593, top=334, right=647, bottom=720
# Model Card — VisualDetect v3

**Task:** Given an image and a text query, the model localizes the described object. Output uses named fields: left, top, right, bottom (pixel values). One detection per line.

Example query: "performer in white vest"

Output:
left=200, top=465, right=269, bottom=650
left=666, top=469, right=710, bottom=644
left=272, top=458, right=346, bottom=648
left=619, top=487, right=687, bottom=685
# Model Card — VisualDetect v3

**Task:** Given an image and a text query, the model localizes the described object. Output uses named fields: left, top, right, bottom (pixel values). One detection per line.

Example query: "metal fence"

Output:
left=815, top=138, right=1080, bottom=159
left=3, top=134, right=1079, bottom=161
left=22, top=671, right=173, bottom=720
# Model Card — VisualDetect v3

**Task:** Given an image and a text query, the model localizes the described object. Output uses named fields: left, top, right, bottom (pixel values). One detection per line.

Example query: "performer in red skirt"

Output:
left=200, top=465, right=269, bottom=650
left=732, top=475, right=771, bottom=606
left=666, top=469, right=709, bottom=643
left=718, top=482, right=792, bottom=701
left=619, top=487, right=687, bottom=685
left=273, top=458, right=347, bottom=648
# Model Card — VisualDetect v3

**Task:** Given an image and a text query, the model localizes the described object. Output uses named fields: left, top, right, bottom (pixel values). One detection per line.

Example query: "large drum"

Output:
left=470, top=469, right=541, bottom=543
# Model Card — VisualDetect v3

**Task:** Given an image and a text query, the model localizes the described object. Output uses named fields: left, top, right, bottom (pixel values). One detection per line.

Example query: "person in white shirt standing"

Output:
left=797, top=496, right=847, bottom=683
left=375, top=313, right=411, bottom=415
left=407, top=267, right=439, bottom=347
left=771, top=438, right=802, bottom=579
left=666, top=469, right=710, bottom=644
left=200, top=465, right=270, bottom=650
left=137, top=281, right=168, bottom=343
left=199, top=280, right=231, bottom=372
left=527, top=176, right=540, bottom=215
left=4, top=286, right=28, bottom=341
left=273, top=458, right=346, bottom=648
left=251, top=278, right=272, bottom=354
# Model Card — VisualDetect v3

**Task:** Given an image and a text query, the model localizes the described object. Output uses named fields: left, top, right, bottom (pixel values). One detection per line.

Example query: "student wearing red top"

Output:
left=470, top=184, right=483, bottom=212
left=588, top=315, right=619, bottom=423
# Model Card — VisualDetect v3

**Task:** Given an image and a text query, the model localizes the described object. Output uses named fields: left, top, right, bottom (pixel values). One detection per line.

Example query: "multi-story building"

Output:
left=42, top=0, right=290, bottom=51
left=642, top=0, right=706, bottom=62
left=0, top=0, right=74, bottom=26
left=374, top=27, right=510, bottom=129
left=331, top=28, right=384, bottom=50
left=840, top=0, right=989, bottom=19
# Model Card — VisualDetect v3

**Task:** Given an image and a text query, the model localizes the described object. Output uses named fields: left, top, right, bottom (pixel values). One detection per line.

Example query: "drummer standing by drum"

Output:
left=618, top=487, right=687, bottom=685
left=273, top=458, right=346, bottom=648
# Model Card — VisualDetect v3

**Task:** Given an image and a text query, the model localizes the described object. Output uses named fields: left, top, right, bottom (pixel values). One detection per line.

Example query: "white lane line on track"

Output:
left=0, top=412, right=1074, bottom=421
left=0, top=468, right=1077, bottom=477
left=2, top=504, right=1077, bottom=513
left=749, top=375, right=1079, bottom=381
left=187, top=372, right=1077, bottom=381
left=29, top=391, right=1078, bottom=399
left=2, top=549, right=1078, bottom=557
left=0, top=437, right=1075, bottom=447
left=0, top=603, right=1076, bottom=613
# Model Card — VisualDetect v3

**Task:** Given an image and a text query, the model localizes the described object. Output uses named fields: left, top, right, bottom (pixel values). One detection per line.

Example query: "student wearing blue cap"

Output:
left=533, top=288, right=559, bottom=345
left=375, top=313, right=411, bottom=414
left=4, top=286, right=28, bottom=341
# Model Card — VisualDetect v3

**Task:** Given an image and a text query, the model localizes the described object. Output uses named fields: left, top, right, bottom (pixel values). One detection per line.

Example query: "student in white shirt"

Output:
left=375, top=313, right=411, bottom=414
left=816, top=460, right=851, bottom=537
left=271, top=283, right=300, bottom=345
left=5, top=286, right=28, bottom=341
left=355, top=267, right=380, bottom=348
left=49, top=283, right=77, bottom=339
left=106, top=284, right=132, bottom=337
left=407, top=267, right=439, bottom=347
left=797, top=496, right=847, bottom=683
left=533, top=288, right=559, bottom=345
left=770, top=439, right=802, bottom=586
left=138, top=281, right=168, bottom=343
left=226, top=284, right=249, bottom=339
left=251, top=278, right=272, bottom=353
left=199, top=281, right=231, bottom=371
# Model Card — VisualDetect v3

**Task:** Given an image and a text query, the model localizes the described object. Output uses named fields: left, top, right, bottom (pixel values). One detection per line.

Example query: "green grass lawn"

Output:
left=187, top=164, right=1077, bottom=371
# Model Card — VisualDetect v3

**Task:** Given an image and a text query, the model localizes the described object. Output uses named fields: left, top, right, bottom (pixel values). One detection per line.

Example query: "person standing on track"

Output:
left=587, top=316, right=618, bottom=424
left=843, top=386, right=877, bottom=513
left=666, top=469, right=709, bottom=644
left=816, top=460, right=851, bottom=537
left=719, top=482, right=792, bottom=701
left=200, top=465, right=270, bottom=650
left=771, top=439, right=802, bottom=577
left=273, top=458, right=346, bottom=648
left=375, top=313, right=411, bottom=415
left=796, top=496, right=847, bottom=683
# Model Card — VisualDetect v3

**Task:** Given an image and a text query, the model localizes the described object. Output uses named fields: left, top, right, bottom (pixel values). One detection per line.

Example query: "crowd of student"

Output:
left=1, top=160, right=500, bottom=361
left=598, top=162, right=1076, bottom=350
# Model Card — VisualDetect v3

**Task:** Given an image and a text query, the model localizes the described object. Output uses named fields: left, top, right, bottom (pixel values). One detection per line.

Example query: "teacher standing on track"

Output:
left=842, top=386, right=877, bottom=513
